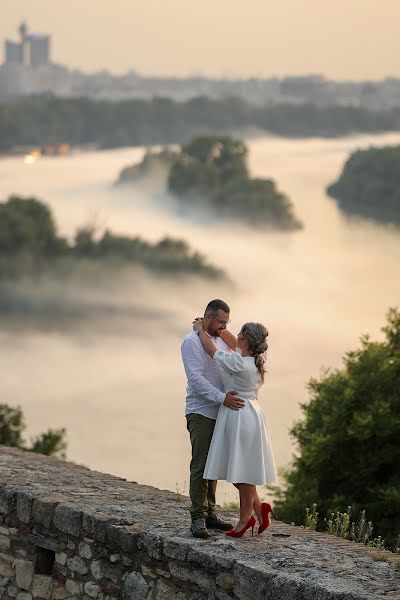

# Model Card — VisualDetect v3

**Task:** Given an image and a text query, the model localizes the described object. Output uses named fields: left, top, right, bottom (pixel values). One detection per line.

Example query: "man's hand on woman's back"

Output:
left=224, top=391, right=245, bottom=411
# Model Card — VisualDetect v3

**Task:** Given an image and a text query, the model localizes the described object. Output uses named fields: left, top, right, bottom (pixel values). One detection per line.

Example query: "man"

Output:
left=181, top=299, right=245, bottom=539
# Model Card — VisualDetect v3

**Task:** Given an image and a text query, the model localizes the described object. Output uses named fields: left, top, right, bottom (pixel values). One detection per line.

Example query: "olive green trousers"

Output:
left=186, top=413, right=217, bottom=520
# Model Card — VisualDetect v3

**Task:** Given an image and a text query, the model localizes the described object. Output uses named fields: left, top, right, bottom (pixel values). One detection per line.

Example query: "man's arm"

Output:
left=181, top=336, right=225, bottom=404
left=181, top=336, right=245, bottom=411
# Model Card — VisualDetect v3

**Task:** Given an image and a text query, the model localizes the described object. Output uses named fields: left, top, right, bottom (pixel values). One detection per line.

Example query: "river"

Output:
left=1, top=132, right=400, bottom=505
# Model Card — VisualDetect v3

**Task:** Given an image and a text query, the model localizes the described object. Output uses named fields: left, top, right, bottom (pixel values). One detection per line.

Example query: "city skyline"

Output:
left=1, top=0, right=400, bottom=80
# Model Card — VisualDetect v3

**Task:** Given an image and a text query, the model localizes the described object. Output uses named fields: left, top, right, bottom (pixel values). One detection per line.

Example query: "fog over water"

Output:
left=1, top=132, right=400, bottom=504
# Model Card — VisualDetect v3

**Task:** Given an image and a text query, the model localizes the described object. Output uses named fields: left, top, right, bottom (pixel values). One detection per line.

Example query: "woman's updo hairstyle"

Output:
left=240, top=322, right=268, bottom=381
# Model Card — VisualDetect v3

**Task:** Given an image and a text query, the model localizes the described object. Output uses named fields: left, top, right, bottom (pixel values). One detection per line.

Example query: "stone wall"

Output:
left=0, top=446, right=399, bottom=600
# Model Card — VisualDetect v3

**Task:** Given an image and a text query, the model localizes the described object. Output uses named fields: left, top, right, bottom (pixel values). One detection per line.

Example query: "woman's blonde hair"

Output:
left=240, top=322, right=268, bottom=381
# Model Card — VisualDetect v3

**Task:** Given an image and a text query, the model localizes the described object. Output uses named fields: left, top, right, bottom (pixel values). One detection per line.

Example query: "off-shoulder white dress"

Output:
left=203, top=349, right=277, bottom=485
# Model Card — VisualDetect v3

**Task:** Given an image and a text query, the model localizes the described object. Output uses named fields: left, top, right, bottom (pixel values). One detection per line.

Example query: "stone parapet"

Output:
left=0, top=445, right=399, bottom=600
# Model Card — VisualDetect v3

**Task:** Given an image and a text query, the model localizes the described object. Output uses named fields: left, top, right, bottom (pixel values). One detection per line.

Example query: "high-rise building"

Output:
left=5, top=40, right=24, bottom=63
left=29, top=34, right=50, bottom=67
left=4, top=22, right=51, bottom=67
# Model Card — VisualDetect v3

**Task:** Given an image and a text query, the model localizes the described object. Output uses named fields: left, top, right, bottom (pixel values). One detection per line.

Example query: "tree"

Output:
left=327, top=145, right=400, bottom=225
left=0, top=196, right=66, bottom=257
left=0, top=404, right=67, bottom=458
left=274, top=309, right=400, bottom=547
left=167, top=135, right=301, bottom=229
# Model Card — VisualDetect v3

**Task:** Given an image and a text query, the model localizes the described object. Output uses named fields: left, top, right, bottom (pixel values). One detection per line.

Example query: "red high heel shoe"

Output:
left=225, top=515, right=256, bottom=538
left=258, top=502, right=278, bottom=535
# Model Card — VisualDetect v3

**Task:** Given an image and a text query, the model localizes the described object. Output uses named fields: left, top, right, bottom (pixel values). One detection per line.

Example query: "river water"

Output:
left=1, top=132, right=400, bottom=505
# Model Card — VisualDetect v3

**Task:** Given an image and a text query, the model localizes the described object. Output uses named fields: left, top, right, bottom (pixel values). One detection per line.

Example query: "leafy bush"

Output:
left=0, top=196, right=223, bottom=280
left=274, top=308, right=400, bottom=547
left=0, top=403, right=66, bottom=458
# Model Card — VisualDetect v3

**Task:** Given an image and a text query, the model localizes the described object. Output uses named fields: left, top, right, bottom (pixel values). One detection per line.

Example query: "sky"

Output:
left=1, top=0, right=400, bottom=80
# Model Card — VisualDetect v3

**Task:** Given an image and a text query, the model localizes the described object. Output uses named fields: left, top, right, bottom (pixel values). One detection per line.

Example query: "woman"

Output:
left=193, top=317, right=277, bottom=537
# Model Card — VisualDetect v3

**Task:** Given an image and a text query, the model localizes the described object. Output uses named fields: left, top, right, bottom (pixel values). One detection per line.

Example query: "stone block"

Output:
left=55, top=552, right=67, bottom=566
left=169, top=561, right=213, bottom=592
left=0, top=490, right=16, bottom=516
left=215, top=588, right=234, bottom=600
left=51, top=586, right=66, bottom=600
left=141, top=565, right=157, bottom=578
left=90, top=559, right=123, bottom=584
left=100, top=581, right=121, bottom=596
left=83, top=513, right=108, bottom=544
left=154, top=579, right=177, bottom=600
left=106, top=525, right=137, bottom=554
left=136, top=533, right=163, bottom=560
left=91, top=559, right=103, bottom=580
left=32, top=575, right=53, bottom=600
left=124, top=571, right=148, bottom=600
left=163, top=539, right=188, bottom=562
left=84, top=582, right=100, bottom=598
left=0, top=553, right=13, bottom=578
left=67, top=540, right=75, bottom=551
left=67, top=555, right=88, bottom=575
left=65, top=579, right=82, bottom=596
left=7, top=584, right=18, bottom=598
left=187, top=547, right=216, bottom=573
left=0, top=535, right=10, bottom=551
left=216, top=571, right=235, bottom=591
left=53, top=506, right=82, bottom=537
left=79, top=541, right=92, bottom=559
left=0, top=525, right=9, bottom=535
left=17, top=494, right=32, bottom=524
left=15, top=559, right=34, bottom=591
left=109, top=554, right=119, bottom=564
left=156, top=568, right=170, bottom=578
left=32, top=498, right=58, bottom=529
left=16, top=593, right=32, bottom=600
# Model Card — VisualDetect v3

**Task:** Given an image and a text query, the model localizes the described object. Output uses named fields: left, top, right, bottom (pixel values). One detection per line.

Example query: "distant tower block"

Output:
left=5, top=40, right=24, bottom=63
left=19, top=21, right=28, bottom=42
left=29, top=34, right=50, bottom=67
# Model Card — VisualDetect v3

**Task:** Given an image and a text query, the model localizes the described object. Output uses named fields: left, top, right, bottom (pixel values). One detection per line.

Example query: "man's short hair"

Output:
left=204, top=299, right=230, bottom=316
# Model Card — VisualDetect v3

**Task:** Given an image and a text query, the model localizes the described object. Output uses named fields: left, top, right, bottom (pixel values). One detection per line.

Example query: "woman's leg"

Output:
left=235, top=483, right=256, bottom=529
left=253, top=487, right=263, bottom=524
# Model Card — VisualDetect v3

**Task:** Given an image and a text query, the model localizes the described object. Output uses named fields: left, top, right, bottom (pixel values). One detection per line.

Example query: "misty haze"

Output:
left=1, top=132, right=399, bottom=504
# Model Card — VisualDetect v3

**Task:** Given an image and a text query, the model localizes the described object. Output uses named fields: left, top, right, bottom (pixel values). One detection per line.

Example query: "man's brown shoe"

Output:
left=191, top=517, right=210, bottom=539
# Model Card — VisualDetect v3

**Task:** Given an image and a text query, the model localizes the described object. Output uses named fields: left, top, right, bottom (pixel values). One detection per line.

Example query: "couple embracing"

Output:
left=181, top=299, right=277, bottom=540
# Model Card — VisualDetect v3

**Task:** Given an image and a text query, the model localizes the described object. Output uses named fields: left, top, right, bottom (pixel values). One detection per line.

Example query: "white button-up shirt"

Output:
left=181, top=331, right=230, bottom=420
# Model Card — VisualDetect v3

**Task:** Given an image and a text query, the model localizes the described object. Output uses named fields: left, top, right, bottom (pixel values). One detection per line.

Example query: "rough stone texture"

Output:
left=31, top=575, right=53, bottom=599
left=84, top=581, right=100, bottom=598
left=124, top=571, right=148, bottom=600
left=15, top=559, right=34, bottom=591
left=16, top=592, right=32, bottom=600
left=66, top=555, right=89, bottom=575
left=79, top=541, right=92, bottom=559
left=0, top=445, right=398, bottom=600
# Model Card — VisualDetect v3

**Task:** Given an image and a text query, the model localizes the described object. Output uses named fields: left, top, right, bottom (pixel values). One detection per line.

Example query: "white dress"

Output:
left=203, top=349, right=277, bottom=485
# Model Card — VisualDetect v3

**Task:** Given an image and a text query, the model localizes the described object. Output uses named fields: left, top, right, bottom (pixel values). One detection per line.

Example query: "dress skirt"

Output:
left=203, top=398, right=277, bottom=485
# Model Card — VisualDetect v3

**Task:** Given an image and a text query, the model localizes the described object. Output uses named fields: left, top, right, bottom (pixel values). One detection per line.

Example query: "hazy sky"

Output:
left=2, top=0, right=400, bottom=79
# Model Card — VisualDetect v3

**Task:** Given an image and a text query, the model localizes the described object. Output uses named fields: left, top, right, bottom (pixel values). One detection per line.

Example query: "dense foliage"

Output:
left=117, top=148, right=178, bottom=184
left=274, top=309, right=400, bottom=547
left=0, top=403, right=67, bottom=458
left=168, top=136, right=301, bottom=228
left=0, top=196, right=223, bottom=280
left=327, top=145, right=400, bottom=225
left=118, top=136, right=301, bottom=229
left=1, top=95, right=400, bottom=151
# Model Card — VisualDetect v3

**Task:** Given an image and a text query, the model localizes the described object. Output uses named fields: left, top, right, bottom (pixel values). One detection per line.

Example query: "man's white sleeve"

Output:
left=181, top=337, right=225, bottom=404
